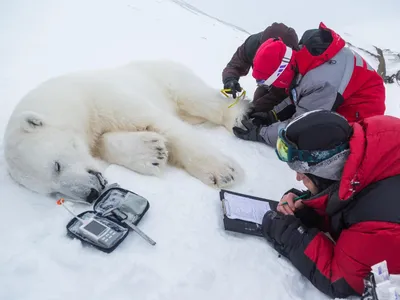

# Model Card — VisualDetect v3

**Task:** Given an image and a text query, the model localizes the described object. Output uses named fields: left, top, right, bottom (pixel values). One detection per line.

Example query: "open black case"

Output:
left=66, top=184, right=150, bottom=253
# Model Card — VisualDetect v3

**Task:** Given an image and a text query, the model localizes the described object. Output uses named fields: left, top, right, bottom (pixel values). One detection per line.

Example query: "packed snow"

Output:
left=0, top=0, right=399, bottom=299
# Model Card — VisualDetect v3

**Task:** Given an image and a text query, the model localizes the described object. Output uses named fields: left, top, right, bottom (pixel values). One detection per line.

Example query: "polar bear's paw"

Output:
left=186, top=154, right=243, bottom=188
left=134, top=134, right=169, bottom=175
left=223, top=99, right=252, bottom=134
left=98, top=131, right=169, bottom=176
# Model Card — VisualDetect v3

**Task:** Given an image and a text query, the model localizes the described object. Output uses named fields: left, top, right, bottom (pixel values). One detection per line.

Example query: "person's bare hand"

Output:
left=277, top=192, right=305, bottom=215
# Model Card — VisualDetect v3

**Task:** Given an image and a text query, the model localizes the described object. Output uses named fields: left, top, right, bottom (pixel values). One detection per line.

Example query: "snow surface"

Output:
left=0, top=0, right=399, bottom=300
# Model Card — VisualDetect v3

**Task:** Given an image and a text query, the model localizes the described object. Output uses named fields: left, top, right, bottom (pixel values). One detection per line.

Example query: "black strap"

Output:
left=328, top=175, right=400, bottom=237
left=345, top=175, right=400, bottom=226
left=331, top=93, right=344, bottom=111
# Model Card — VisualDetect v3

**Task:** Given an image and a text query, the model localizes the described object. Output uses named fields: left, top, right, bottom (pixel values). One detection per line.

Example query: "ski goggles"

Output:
left=276, top=128, right=349, bottom=163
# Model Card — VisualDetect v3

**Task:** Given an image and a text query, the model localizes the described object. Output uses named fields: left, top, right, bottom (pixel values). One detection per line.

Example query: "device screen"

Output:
left=83, top=220, right=107, bottom=236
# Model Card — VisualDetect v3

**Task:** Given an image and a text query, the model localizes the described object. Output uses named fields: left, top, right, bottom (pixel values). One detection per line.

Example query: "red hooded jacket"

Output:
left=279, top=115, right=400, bottom=298
left=294, top=22, right=386, bottom=122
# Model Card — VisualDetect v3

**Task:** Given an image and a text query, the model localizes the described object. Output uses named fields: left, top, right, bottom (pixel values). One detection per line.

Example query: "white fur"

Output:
left=3, top=59, right=250, bottom=202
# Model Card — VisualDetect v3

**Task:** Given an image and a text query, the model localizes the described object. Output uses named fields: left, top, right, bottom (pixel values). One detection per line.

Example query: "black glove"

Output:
left=262, top=210, right=306, bottom=258
left=275, top=104, right=296, bottom=122
left=294, top=206, right=326, bottom=230
left=249, top=111, right=278, bottom=126
left=245, top=101, right=256, bottom=117
left=279, top=188, right=319, bottom=229
left=223, top=77, right=242, bottom=99
left=232, top=118, right=265, bottom=142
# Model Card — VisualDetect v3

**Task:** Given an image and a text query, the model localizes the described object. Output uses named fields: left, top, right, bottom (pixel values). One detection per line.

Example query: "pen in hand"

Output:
left=280, top=193, right=309, bottom=206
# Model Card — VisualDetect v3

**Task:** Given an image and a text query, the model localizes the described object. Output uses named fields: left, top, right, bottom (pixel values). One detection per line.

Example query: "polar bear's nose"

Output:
left=86, top=188, right=100, bottom=203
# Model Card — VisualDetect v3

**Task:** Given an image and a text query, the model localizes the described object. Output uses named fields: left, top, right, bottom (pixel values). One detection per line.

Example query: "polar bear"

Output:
left=3, top=59, right=250, bottom=203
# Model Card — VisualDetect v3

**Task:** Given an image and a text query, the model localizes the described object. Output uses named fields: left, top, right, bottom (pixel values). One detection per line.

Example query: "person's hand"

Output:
left=277, top=192, right=305, bottom=215
left=223, top=78, right=242, bottom=99
left=261, top=210, right=305, bottom=258
left=232, top=118, right=264, bottom=142
left=249, top=111, right=278, bottom=126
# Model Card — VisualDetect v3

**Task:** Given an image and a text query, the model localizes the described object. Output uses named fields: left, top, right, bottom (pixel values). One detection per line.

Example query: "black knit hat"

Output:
left=285, top=110, right=353, bottom=151
left=284, top=110, right=353, bottom=191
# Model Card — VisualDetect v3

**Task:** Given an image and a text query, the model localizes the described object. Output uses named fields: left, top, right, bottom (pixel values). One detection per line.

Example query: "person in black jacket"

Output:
left=222, top=22, right=299, bottom=113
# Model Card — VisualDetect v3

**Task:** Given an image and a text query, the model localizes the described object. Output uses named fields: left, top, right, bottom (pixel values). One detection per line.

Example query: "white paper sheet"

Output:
left=223, top=193, right=271, bottom=225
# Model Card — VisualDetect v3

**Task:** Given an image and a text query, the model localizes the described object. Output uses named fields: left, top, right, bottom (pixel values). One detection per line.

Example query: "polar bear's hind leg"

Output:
left=167, top=67, right=251, bottom=132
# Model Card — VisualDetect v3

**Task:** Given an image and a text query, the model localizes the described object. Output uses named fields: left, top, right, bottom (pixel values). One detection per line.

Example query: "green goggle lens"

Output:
left=276, top=136, right=290, bottom=162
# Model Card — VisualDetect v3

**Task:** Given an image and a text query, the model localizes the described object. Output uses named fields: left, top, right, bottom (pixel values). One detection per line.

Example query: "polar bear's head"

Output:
left=4, top=111, right=107, bottom=203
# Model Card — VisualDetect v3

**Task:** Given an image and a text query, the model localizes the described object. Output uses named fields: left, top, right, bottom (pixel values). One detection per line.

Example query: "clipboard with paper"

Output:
left=220, top=189, right=279, bottom=237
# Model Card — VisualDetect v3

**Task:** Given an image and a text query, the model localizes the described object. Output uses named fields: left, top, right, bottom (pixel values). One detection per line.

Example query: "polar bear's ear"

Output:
left=19, top=111, right=45, bottom=133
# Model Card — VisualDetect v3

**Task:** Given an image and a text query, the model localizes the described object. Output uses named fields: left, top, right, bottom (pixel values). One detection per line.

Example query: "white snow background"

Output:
left=0, top=0, right=399, bottom=299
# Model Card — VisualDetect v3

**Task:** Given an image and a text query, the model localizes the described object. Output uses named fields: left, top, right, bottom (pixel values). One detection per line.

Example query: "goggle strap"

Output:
left=296, top=143, right=349, bottom=163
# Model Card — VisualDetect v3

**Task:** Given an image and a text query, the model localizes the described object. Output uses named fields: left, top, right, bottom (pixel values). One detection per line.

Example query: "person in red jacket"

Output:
left=233, top=22, right=386, bottom=147
left=261, top=109, right=400, bottom=298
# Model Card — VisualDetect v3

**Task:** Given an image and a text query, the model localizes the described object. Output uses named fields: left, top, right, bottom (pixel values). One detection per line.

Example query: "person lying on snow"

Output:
left=260, top=109, right=400, bottom=299
left=233, top=22, right=386, bottom=148
left=221, top=22, right=299, bottom=113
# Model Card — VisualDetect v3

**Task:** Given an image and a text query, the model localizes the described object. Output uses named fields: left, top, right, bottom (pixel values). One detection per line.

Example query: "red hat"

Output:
left=252, top=38, right=297, bottom=89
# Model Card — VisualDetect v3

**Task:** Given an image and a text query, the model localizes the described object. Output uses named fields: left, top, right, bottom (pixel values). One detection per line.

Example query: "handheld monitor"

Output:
left=78, top=218, right=123, bottom=247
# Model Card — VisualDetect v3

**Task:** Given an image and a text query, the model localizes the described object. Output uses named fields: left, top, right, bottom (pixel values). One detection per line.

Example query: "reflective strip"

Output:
left=273, top=97, right=294, bottom=114
left=369, top=64, right=374, bottom=70
left=337, top=48, right=355, bottom=94
left=367, top=61, right=375, bottom=71
left=264, top=46, right=293, bottom=86
left=352, top=49, right=374, bottom=71
left=354, top=50, right=364, bottom=67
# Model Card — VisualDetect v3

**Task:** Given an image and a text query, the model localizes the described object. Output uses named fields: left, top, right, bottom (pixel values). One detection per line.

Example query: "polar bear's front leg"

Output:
left=154, top=118, right=244, bottom=188
left=97, top=131, right=168, bottom=176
